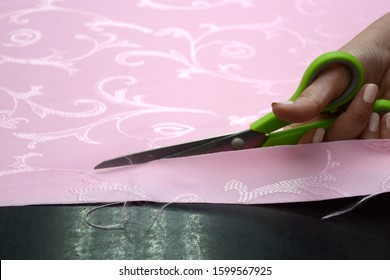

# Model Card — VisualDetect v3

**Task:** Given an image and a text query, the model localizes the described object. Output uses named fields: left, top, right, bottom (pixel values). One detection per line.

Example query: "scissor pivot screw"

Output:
left=231, top=137, right=245, bottom=150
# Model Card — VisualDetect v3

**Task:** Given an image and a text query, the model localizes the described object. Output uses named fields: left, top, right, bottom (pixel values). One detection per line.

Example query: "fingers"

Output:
left=360, top=112, right=380, bottom=139
left=298, top=128, right=326, bottom=144
left=361, top=113, right=390, bottom=139
left=380, top=113, right=390, bottom=138
left=298, top=83, right=390, bottom=143
left=325, top=84, right=377, bottom=141
left=272, top=64, right=351, bottom=123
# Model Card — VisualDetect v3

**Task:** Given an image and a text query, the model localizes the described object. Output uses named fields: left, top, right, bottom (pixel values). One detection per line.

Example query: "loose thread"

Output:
left=83, top=201, right=173, bottom=231
left=146, top=201, right=174, bottom=232
left=321, top=192, right=383, bottom=220
left=84, top=201, right=129, bottom=230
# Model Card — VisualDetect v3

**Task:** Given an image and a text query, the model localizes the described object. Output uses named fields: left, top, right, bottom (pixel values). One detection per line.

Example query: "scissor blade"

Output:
left=94, top=129, right=266, bottom=169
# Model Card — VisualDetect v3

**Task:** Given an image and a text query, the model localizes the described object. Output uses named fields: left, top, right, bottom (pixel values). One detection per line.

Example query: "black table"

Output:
left=1, top=193, right=389, bottom=259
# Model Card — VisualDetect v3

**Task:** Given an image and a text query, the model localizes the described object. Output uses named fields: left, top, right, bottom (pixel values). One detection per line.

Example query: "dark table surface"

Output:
left=1, top=193, right=390, bottom=260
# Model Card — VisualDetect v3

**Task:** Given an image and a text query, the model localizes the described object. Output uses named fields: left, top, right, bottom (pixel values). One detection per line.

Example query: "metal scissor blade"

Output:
left=94, top=129, right=266, bottom=169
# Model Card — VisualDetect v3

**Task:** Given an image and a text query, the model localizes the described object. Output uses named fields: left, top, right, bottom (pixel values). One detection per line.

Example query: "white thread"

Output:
left=83, top=201, right=174, bottom=231
left=321, top=192, right=383, bottom=220
left=84, top=202, right=128, bottom=230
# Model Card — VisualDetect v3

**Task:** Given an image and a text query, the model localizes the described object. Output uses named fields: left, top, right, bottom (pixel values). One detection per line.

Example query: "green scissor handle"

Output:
left=249, top=51, right=390, bottom=147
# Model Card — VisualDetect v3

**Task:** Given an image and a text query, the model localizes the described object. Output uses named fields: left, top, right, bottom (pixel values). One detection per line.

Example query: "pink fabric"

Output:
left=0, top=0, right=388, bottom=206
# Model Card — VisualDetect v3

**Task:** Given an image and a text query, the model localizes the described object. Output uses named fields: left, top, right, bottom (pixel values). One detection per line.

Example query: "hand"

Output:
left=272, top=13, right=390, bottom=143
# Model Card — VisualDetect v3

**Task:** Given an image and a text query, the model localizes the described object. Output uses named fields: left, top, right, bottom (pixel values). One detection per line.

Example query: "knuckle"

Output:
left=299, top=88, right=322, bottom=111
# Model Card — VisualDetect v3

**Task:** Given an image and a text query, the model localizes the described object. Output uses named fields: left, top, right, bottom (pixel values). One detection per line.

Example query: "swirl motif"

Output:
left=2, top=29, right=42, bottom=47
left=0, top=85, right=106, bottom=125
left=11, top=76, right=215, bottom=149
left=0, top=153, right=43, bottom=176
left=362, top=140, right=390, bottom=152
left=219, top=41, right=255, bottom=59
left=295, top=0, right=326, bottom=16
left=381, top=176, right=390, bottom=192
left=0, top=1, right=312, bottom=95
left=70, top=181, right=152, bottom=202
left=147, top=123, right=196, bottom=148
left=152, top=123, right=195, bottom=138
left=225, top=151, right=346, bottom=203
left=96, top=76, right=138, bottom=105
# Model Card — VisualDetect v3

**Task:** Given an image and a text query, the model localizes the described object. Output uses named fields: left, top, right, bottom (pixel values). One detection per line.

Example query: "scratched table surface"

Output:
left=1, top=194, right=390, bottom=260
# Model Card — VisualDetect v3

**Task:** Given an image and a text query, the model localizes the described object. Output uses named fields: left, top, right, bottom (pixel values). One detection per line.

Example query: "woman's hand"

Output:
left=272, top=13, right=390, bottom=143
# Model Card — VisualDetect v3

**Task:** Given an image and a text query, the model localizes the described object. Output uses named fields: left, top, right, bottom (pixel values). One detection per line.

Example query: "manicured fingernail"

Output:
left=368, top=112, right=380, bottom=132
left=386, top=113, right=390, bottom=129
left=312, top=128, right=325, bottom=143
left=273, top=101, right=294, bottom=105
left=363, top=84, right=377, bottom=103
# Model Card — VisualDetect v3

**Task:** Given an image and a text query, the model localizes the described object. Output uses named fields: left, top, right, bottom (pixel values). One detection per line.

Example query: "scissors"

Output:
left=95, top=51, right=390, bottom=169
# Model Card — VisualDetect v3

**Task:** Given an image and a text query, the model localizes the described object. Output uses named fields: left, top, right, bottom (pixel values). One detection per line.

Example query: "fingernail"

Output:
left=386, top=113, right=390, bottom=129
left=368, top=112, right=380, bottom=132
left=272, top=101, right=294, bottom=105
left=312, top=128, right=325, bottom=143
left=363, top=84, right=377, bottom=104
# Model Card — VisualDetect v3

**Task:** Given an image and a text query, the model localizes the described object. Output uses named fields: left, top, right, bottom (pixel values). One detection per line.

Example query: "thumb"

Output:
left=271, top=64, right=351, bottom=123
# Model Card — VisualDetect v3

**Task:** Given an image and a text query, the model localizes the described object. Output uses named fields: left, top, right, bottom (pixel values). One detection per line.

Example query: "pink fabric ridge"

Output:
left=0, top=0, right=389, bottom=207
